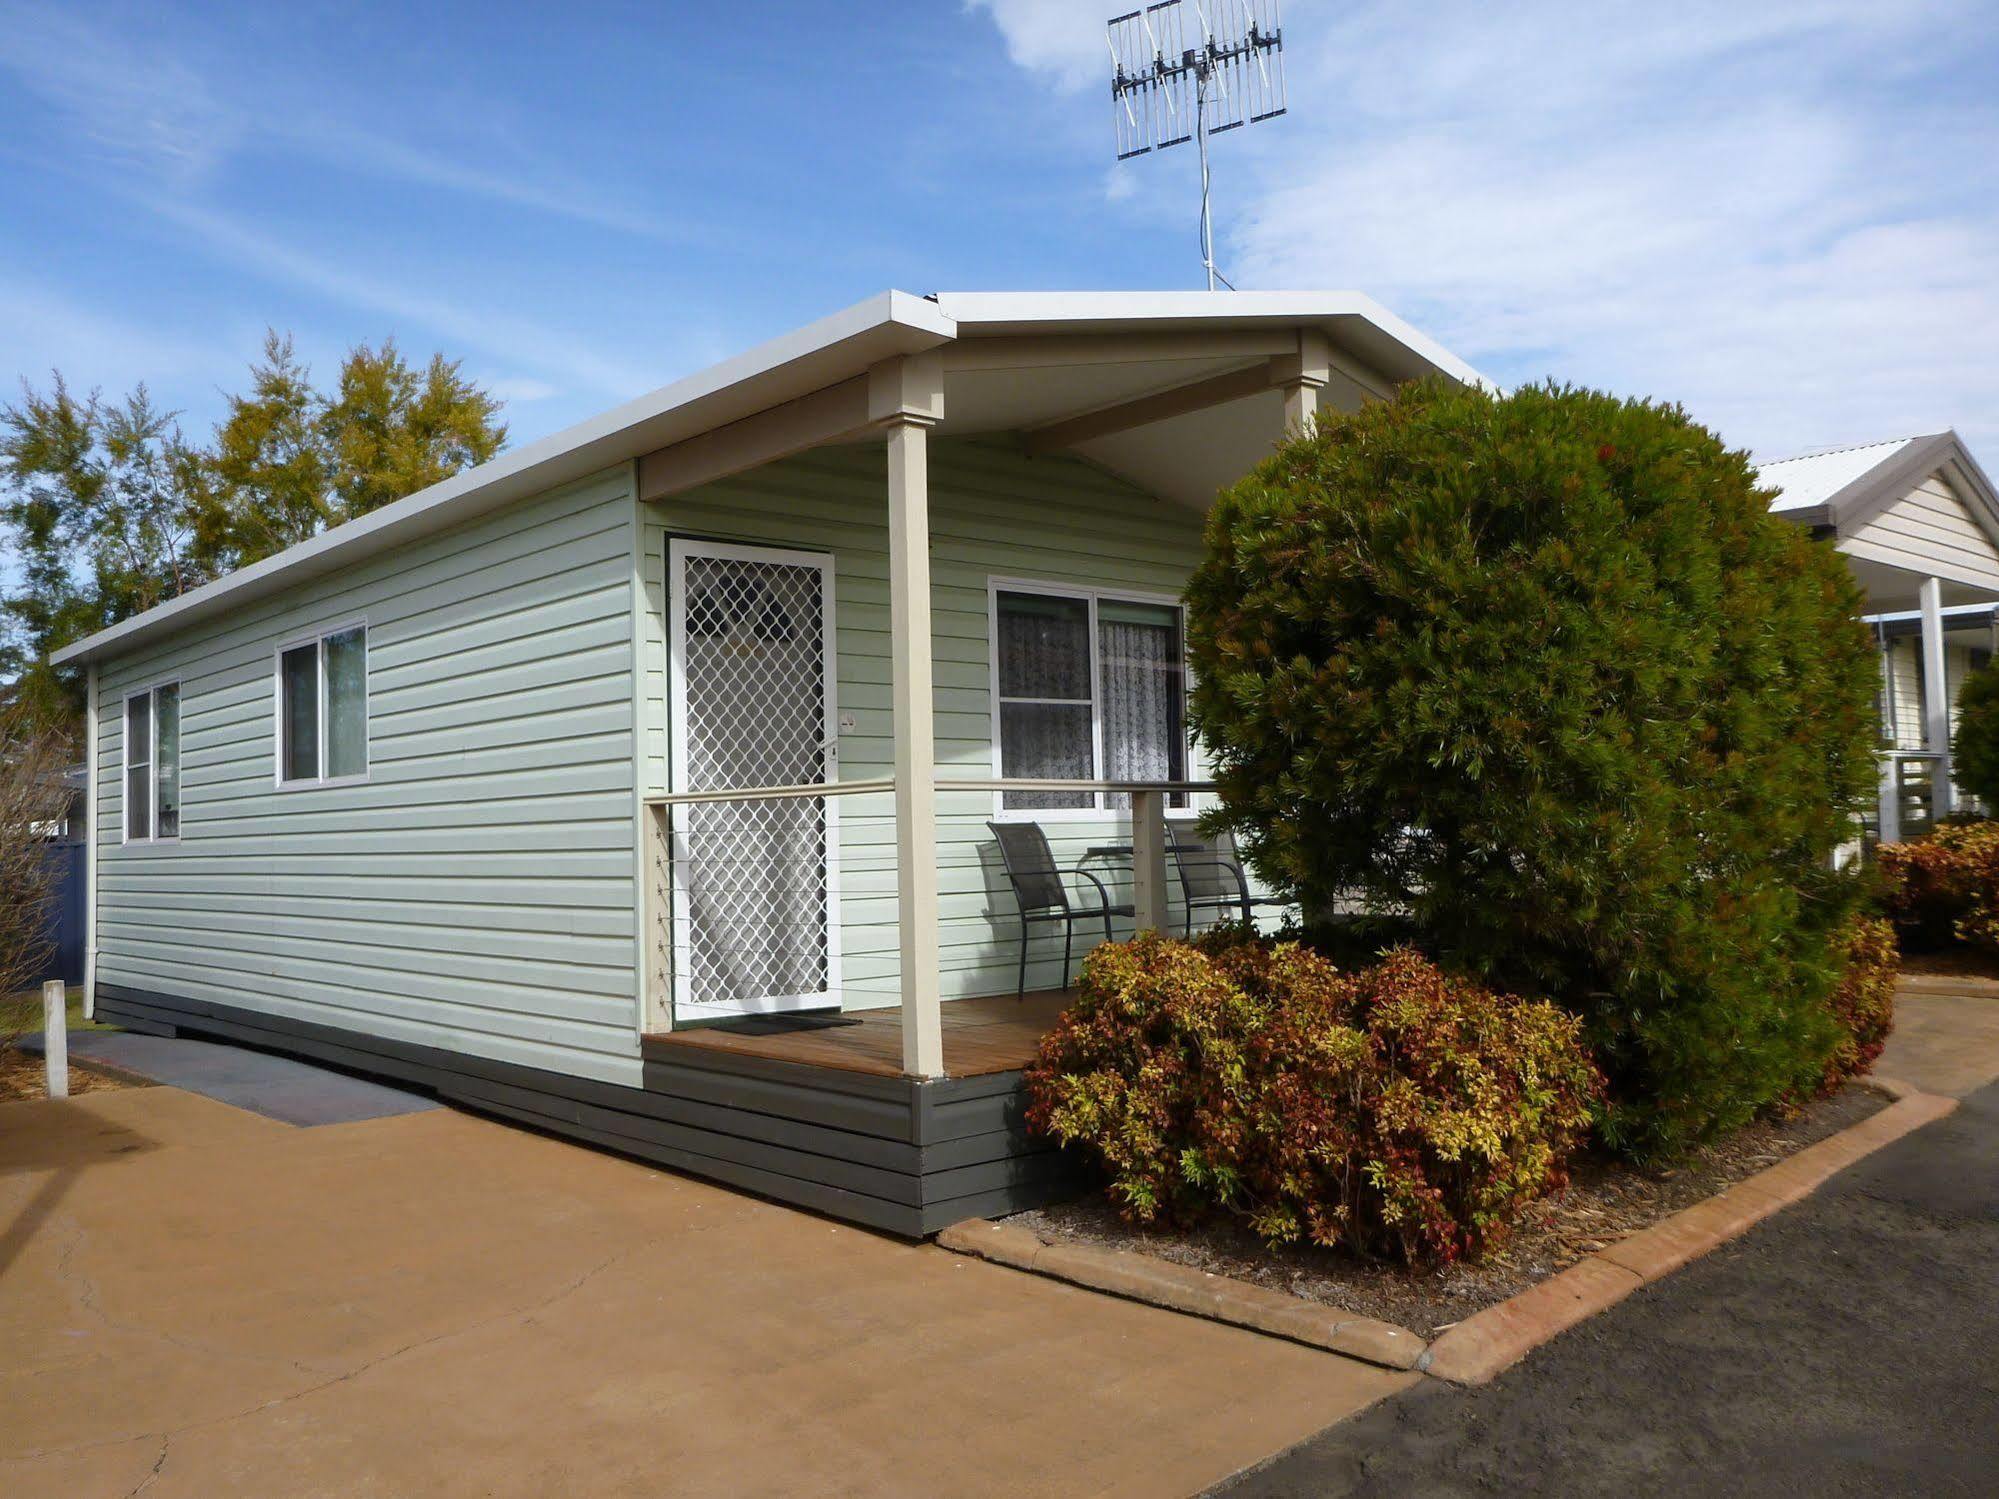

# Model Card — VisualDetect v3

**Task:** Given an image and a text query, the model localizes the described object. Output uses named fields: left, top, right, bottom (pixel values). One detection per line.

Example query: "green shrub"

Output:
left=1878, top=820, right=1999, bottom=950
left=1024, top=931, right=1601, bottom=1266
left=1952, top=663, right=1999, bottom=809
left=1822, top=916, right=1897, bottom=1089
left=1184, top=379, right=1879, bottom=1159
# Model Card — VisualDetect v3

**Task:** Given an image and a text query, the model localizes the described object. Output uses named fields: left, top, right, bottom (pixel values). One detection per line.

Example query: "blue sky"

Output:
left=3, top=0, right=1996, bottom=471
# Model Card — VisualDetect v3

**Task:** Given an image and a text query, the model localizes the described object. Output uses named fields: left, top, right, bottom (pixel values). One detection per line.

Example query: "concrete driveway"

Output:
left=0, top=1080, right=1410, bottom=1498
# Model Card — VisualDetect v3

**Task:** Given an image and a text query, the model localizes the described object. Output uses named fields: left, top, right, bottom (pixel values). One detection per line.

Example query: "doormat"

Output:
left=711, top=1013, right=864, bottom=1037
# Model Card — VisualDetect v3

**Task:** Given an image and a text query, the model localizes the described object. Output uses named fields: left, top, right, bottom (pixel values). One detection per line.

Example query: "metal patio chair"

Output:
left=1168, top=825, right=1288, bottom=935
left=988, top=821, right=1134, bottom=999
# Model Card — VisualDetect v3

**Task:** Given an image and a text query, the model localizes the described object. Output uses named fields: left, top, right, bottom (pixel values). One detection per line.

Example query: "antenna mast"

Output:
left=1108, top=2, right=1287, bottom=291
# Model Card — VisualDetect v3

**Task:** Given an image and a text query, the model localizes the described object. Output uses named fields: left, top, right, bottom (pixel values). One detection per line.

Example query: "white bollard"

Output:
left=43, top=979, right=69, bottom=1100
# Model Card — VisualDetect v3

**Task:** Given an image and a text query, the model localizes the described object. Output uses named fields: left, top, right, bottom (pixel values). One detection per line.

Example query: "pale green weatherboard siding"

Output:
left=94, top=468, right=645, bottom=1085
left=641, top=436, right=1242, bottom=1010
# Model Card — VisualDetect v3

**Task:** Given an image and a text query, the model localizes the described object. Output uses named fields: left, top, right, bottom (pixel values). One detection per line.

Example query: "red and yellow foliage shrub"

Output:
left=1024, top=930, right=1601, bottom=1266
left=1877, top=820, right=1999, bottom=950
left=1822, top=916, right=1897, bottom=1089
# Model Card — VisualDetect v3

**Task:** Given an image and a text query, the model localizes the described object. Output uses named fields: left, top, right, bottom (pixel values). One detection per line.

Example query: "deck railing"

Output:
left=1875, top=750, right=1944, bottom=845
left=643, top=776, right=1219, bottom=1026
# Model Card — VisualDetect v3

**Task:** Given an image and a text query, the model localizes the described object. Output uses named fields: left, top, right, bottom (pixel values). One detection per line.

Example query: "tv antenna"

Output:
left=1108, top=1, right=1287, bottom=291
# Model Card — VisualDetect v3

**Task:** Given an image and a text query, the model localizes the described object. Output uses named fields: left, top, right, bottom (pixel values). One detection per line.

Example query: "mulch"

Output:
left=0, top=1043, right=139, bottom=1102
left=1896, top=946, right=1999, bottom=980
left=1005, top=1082, right=1887, bottom=1338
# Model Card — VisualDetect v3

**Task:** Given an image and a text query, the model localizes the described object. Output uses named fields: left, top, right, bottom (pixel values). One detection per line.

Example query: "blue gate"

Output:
left=37, top=841, right=86, bottom=986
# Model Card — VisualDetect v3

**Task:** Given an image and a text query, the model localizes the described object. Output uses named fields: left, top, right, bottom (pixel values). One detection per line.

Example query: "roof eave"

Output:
left=51, top=289, right=1478, bottom=670
left=50, top=291, right=957, bottom=669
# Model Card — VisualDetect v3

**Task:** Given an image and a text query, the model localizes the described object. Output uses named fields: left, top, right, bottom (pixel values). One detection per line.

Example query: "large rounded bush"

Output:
left=1025, top=931, right=1600, bottom=1266
left=1185, top=380, right=1880, bottom=1159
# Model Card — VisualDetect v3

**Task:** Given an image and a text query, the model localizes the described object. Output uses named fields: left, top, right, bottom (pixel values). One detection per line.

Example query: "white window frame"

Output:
left=273, top=619, right=371, bottom=789
left=120, top=677, right=182, bottom=846
left=986, top=576, right=1194, bottom=821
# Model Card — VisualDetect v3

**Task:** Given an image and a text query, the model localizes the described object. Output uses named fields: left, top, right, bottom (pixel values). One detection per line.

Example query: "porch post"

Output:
left=1272, top=329, right=1331, bottom=433
left=873, top=356, right=947, bottom=1079
left=1920, top=575, right=1955, bottom=820
left=1877, top=757, right=1901, bottom=846
left=1130, top=790, right=1171, bottom=932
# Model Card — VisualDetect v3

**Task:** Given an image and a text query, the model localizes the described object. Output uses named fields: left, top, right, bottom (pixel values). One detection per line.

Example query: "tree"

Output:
left=0, top=380, right=203, bottom=722
left=1951, top=658, right=1999, bottom=811
left=1185, top=379, right=1881, bottom=1160
left=0, top=334, right=508, bottom=719
left=189, top=333, right=506, bottom=575
left=0, top=694, right=76, bottom=1006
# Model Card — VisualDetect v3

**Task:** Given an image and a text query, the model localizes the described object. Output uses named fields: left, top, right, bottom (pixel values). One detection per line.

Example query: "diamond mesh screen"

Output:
left=675, top=553, right=831, bottom=1012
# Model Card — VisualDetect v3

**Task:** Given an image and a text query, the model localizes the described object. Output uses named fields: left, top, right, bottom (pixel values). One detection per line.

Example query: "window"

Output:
left=277, top=624, right=369, bottom=785
left=991, top=583, right=1188, bottom=813
left=123, top=681, right=180, bottom=842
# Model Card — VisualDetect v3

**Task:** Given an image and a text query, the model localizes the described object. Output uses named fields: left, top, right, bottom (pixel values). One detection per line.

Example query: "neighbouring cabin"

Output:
left=1763, top=431, right=1999, bottom=843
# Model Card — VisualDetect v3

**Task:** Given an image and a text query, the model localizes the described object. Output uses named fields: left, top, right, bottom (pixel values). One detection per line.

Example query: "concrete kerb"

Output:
left=937, top=1076, right=1959, bottom=1386
left=934, top=1220, right=1426, bottom=1371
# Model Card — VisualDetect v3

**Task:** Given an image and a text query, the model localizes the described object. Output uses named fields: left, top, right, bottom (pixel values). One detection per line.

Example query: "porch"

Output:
left=629, top=299, right=1427, bottom=1096
left=645, top=989, right=1072, bottom=1078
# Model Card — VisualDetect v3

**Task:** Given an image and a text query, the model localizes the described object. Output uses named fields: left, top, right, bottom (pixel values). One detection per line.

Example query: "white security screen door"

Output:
left=668, top=539, right=840, bottom=1021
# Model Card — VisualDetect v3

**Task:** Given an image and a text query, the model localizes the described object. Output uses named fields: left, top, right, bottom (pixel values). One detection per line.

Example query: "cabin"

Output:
left=1761, top=431, right=1999, bottom=842
left=53, top=291, right=1485, bottom=1235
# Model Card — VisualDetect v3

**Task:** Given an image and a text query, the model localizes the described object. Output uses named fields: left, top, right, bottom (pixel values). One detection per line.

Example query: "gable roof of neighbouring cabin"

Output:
left=51, top=290, right=1485, bottom=670
left=1758, top=429, right=1999, bottom=536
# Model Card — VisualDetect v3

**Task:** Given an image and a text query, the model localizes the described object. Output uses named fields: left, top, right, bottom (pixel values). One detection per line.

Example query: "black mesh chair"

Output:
left=988, top=821, right=1134, bottom=999
left=1168, top=825, right=1288, bottom=935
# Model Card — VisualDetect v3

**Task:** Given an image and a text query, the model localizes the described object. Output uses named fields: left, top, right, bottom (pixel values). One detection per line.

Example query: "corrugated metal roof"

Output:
left=1757, top=438, right=1918, bottom=512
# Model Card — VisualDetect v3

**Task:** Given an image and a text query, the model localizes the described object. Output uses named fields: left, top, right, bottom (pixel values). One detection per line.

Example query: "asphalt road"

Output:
left=1224, top=1080, right=1999, bottom=1498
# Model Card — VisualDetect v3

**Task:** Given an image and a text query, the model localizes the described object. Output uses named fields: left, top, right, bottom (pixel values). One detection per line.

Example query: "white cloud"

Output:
left=971, top=0, right=1999, bottom=457
left=0, top=1, right=690, bottom=242
left=0, top=274, right=236, bottom=401
left=963, top=0, right=1110, bottom=93
left=481, top=375, right=560, bottom=404
left=0, top=3, right=239, bottom=181
left=139, top=197, right=663, bottom=402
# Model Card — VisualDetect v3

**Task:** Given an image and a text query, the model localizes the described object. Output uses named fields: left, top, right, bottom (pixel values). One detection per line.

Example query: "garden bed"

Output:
left=1004, top=1082, right=1887, bottom=1339
left=0, top=1042, right=137, bottom=1102
left=1896, top=946, right=1999, bottom=982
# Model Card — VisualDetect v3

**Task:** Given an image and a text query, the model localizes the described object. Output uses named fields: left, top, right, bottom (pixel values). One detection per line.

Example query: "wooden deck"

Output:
left=644, top=990, right=1072, bottom=1078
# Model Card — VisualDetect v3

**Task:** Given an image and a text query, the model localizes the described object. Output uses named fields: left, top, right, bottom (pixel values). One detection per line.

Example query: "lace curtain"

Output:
left=1100, top=606, right=1186, bottom=809
left=996, top=592, right=1094, bottom=810
left=995, top=591, right=1186, bottom=811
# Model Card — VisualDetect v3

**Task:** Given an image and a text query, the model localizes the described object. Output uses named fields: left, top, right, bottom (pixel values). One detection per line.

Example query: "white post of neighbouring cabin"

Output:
left=1878, top=758, right=1902, bottom=847
left=873, top=355, right=946, bottom=1079
left=1920, top=576, right=1955, bottom=821
left=83, top=661, right=97, bottom=1021
left=1130, top=790, right=1171, bottom=933
left=44, top=980, right=69, bottom=1100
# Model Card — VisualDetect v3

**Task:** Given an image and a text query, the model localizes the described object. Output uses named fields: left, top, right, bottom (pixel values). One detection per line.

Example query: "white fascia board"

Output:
left=932, top=290, right=1492, bottom=391
left=52, top=290, right=958, bottom=668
